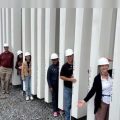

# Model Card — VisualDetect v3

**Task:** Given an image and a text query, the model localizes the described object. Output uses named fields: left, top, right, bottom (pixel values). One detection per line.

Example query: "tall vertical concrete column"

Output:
left=5, top=8, right=11, bottom=49
left=22, top=8, right=31, bottom=91
left=31, top=8, right=37, bottom=95
left=1, top=8, right=6, bottom=45
left=37, top=8, right=45, bottom=99
left=58, top=8, right=66, bottom=110
left=99, top=8, right=116, bottom=61
left=59, top=8, right=76, bottom=110
left=45, top=8, right=56, bottom=103
left=11, top=8, right=22, bottom=85
left=87, top=9, right=103, bottom=120
left=71, top=8, right=93, bottom=119
left=0, top=8, right=3, bottom=53
left=109, top=8, right=120, bottom=120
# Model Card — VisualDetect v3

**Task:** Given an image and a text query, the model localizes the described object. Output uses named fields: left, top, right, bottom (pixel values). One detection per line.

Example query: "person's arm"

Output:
left=47, top=67, right=52, bottom=89
left=78, top=77, right=97, bottom=108
left=15, top=61, right=18, bottom=69
left=21, top=63, right=25, bottom=80
left=60, top=64, right=76, bottom=83
left=60, top=76, right=76, bottom=83
left=0, top=54, right=1, bottom=66
left=11, top=53, right=14, bottom=69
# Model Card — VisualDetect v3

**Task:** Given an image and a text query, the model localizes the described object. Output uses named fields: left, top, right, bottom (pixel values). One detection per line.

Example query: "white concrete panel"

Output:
left=11, top=8, right=22, bottom=85
left=45, top=8, right=56, bottom=103
left=65, top=8, right=75, bottom=48
left=109, top=8, right=120, bottom=120
left=59, top=8, right=76, bottom=110
left=31, top=8, right=37, bottom=95
left=1, top=8, right=6, bottom=45
left=58, top=8, right=66, bottom=110
left=37, top=8, right=45, bottom=99
left=99, top=8, right=116, bottom=60
left=22, top=8, right=31, bottom=54
left=87, top=8, right=103, bottom=120
left=71, top=8, right=84, bottom=118
left=22, top=8, right=31, bottom=91
left=5, top=8, right=11, bottom=49
left=71, top=8, right=93, bottom=119
left=0, top=8, right=3, bottom=53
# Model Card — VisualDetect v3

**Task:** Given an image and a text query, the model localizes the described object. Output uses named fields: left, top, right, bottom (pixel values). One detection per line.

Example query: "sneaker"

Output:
left=26, top=96, right=29, bottom=101
left=2, top=90, right=5, bottom=94
left=6, top=91, right=9, bottom=94
left=53, top=112, right=58, bottom=117
left=30, top=96, right=34, bottom=100
left=59, top=110, right=64, bottom=115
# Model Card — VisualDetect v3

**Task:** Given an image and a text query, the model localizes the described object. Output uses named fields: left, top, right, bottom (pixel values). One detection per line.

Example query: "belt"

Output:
left=102, top=94, right=111, bottom=97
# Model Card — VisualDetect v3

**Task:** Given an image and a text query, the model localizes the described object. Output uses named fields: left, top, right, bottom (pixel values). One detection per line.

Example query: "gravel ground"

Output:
left=0, top=86, right=86, bottom=120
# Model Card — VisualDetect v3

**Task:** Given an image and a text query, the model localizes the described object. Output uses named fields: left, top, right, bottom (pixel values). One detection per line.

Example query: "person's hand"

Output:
left=70, top=77, right=76, bottom=83
left=107, top=58, right=113, bottom=62
left=49, top=87, right=53, bottom=92
left=78, top=100, right=86, bottom=108
left=19, top=66, right=22, bottom=69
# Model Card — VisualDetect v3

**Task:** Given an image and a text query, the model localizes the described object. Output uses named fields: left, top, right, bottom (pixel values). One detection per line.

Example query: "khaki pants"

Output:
left=0, top=67, right=12, bottom=93
left=95, top=102, right=110, bottom=120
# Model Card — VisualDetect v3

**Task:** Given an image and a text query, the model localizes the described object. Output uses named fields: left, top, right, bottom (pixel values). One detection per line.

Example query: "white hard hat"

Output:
left=65, top=49, right=74, bottom=56
left=98, top=57, right=109, bottom=65
left=17, top=50, right=23, bottom=55
left=25, top=52, right=31, bottom=56
left=51, top=53, right=58, bottom=59
left=4, top=43, right=9, bottom=47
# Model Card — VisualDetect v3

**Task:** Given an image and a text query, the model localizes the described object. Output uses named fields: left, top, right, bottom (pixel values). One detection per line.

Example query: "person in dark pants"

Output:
left=60, top=49, right=76, bottom=120
left=15, top=50, right=23, bottom=90
left=47, top=53, right=59, bottom=117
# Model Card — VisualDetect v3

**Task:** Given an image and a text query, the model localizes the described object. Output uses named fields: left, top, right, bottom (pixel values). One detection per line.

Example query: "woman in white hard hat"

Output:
left=15, top=50, right=23, bottom=91
left=78, top=57, right=113, bottom=120
left=21, top=52, right=33, bottom=101
left=47, top=53, right=59, bottom=117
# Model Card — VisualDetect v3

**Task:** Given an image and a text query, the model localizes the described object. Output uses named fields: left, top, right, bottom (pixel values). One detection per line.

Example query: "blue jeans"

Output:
left=19, top=75, right=23, bottom=90
left=64, top=86, right=72, bottom=120
left=25, top=76, right=32, bottom=96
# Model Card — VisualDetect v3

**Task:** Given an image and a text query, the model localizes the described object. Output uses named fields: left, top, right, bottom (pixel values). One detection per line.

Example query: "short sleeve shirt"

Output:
left=60, top=63, right=73, bottom=88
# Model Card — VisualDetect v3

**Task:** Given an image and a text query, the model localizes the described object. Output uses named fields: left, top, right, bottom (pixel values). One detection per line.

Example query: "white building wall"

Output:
left=0, top=8, right=120, bottom=119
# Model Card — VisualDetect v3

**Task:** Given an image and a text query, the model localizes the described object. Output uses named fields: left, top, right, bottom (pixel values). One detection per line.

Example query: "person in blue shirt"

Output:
left=47, top=53, right=59, bottom=117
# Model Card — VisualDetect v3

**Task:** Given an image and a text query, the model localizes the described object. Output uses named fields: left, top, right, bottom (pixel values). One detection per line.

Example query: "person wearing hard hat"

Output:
left=0, top=43, right=14, bottom=94
left=60, top=49, right=76, bottom=120
left=78, top=57, right=113, bottom=120
left=21, top=52, right=33, bottom=101
left=47, top=53, right=59, bottom=117
left=15, top=50, right=23, bottom=91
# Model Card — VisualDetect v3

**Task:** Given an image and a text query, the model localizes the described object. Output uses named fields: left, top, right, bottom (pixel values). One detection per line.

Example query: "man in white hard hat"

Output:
left=60, top=49, right=76, bottom=120
left=47, top=53, right=59, bottom=117
left=78, top=57, right=113, bottom=120
left=0, top=43, right=14, bottom=94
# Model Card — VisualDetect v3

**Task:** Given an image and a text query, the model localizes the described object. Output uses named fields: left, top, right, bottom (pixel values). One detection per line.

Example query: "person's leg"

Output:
left=20, top=76, right=23, bottom=90
left=5, top=69, right=12, bottom=93
left=1, top=72, right=6, bottom=93
left=28, top=76, right=32, bottom=96
left=64, top=87, right=72, bottom=120
left=54, top=85, right=59, bottom=112
left=29, top=76, right=33, bottom=100
left=95, top=102, right=109, bottom=120
left=25, top=76, right=29, bottom=97
left=52, top=85, right=58, bottom=113
left=105, top=104, right=110, bottom=120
